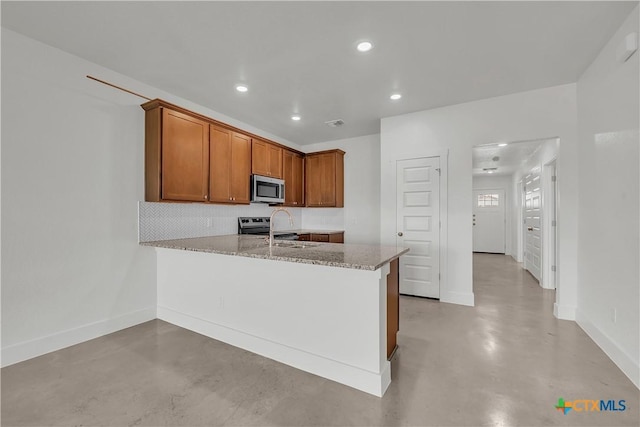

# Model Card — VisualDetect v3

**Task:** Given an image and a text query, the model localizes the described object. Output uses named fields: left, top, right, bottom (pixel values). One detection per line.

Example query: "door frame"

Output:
left=542, top=159, right=557, bottom=289
left=516, top=179, right=525, bottom=263
left=523, top=167, right=543, bottom=281
left=395, top=149, right=448, bottom=301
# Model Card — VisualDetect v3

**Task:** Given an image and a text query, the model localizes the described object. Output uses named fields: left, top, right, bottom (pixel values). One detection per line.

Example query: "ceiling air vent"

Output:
left=483, top=167, right=498, bottom=172
left=325, top=119, right=344, bottom=128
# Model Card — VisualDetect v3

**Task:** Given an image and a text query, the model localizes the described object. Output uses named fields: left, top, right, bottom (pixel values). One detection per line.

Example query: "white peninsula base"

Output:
left=156, top=248, right=393, bottom=396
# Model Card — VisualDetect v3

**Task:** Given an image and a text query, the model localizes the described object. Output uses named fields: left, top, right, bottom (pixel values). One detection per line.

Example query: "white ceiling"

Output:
left=2, top=1, right=636, bottom=145
left=472, top=138, right=555, bottom=176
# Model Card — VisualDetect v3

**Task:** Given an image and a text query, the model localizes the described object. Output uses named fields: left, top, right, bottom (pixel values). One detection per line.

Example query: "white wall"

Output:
left=381, top=84, right=578, bottom=312
left=0, top=29, right=301, bottom=366
left=575, top=6, right=639, bottom=388
left=302, top=134, right=381, bottom=244
left=472, top=174, right=513, bottom=256
left=510, top=138, right=559, bottom=265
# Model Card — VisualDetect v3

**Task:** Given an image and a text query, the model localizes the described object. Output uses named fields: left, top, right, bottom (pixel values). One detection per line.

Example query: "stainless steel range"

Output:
left=237, top=217, right=298, bottom=240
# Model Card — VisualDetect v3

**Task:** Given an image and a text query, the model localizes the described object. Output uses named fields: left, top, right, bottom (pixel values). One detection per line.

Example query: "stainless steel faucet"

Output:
left=270, top=207, right=294, bottom=248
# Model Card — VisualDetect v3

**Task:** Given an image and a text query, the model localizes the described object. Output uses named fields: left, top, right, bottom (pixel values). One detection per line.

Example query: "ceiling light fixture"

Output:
left=356, top=41, right=373, bottom=52
left=498, top=143, right=508, bottom=147
left=325, top=119, right=345, bottom=128
left=291, top=115, right=301, bottom=121
left=390, top=93, right=402, bottom=100
left=235, top=84, right=248, bottom=93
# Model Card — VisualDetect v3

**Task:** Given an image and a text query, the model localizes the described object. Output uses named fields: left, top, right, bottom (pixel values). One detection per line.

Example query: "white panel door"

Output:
left=524, top=171, right=542, bottom=281
left=472, top=189, right=506, bottom=253
left=396, top=157, right=440, bottom=298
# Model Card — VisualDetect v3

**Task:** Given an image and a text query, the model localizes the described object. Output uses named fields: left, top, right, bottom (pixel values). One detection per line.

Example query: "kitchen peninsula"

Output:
left=142, top=235, right=407, bottom=396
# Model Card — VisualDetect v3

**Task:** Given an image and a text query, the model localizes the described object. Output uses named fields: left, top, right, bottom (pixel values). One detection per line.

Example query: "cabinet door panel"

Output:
left=230, top=132, right=251, bottom=204
left=269, top=145, right=283, bottom=178
left=251, top=139, right=270, bottom=176
left=162, top=109, right=209, bottom=201
left=293, top=153, right=304, bottom=205
left=320, top=154, right=336, bottom=205
left=305, top=155, right=322, bottom=206
left=305, top=150, right=344, bottom=207
left=209, top=125, right=232, bottom=203
left=283, top=150, right=294, bottom=205
left=283, top=150, right=304, bottom=206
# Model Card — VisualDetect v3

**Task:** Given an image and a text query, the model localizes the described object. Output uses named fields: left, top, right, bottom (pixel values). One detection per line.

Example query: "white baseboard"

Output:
left=576, top=310, right=639, bottom=389
left=553, top=302, right=576, bottom=320
left=157, top=306, right=390, bottom=397
left=440, top=291, right=475, bottom=307
left=1, top=307, right=157, bottom=368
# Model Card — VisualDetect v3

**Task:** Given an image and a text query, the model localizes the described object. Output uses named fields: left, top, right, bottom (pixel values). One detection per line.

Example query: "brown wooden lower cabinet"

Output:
left=325, top=233, right=344, bottom=243
left=387, top=258, right=399, bottom=360
left=298, top=232, right=344, bottom=243
left=311, top=234, right=329, bottom=242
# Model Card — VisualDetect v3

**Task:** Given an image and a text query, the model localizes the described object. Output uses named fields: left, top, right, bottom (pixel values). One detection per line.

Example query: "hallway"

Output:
left=2, top=254, right=638, bottom=426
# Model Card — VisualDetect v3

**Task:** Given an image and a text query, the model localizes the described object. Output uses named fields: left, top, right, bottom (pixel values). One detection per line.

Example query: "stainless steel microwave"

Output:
left=251, top=174, right=285, bottom=204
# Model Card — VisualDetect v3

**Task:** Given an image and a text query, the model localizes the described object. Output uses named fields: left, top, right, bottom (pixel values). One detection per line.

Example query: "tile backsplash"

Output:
left=301, top=208, right=345, bottom=230
left=138, top=202, right=306, bottom=242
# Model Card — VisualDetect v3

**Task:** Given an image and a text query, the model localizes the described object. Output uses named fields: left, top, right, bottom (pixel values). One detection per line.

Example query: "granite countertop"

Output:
left=141, top=235, right=408, bottom=271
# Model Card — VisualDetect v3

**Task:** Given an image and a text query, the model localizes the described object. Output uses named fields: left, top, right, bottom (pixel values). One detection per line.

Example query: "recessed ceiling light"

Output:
left=235, top=84, right=248, bottom=93
left=356, top=41, right=373, bottom=52
left=291, top=115, right=301, bottom=121
left=498, top=143, right=508, bottom=147
left=390, top=93, right=402, bottom=100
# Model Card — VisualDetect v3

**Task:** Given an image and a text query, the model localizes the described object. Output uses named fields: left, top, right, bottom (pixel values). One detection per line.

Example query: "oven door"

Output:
left=252, top=175, right=285, bottom=203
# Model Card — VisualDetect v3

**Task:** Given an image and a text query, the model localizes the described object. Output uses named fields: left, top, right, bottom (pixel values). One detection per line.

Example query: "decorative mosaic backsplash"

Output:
left=138, top=202, right=304, bottom=242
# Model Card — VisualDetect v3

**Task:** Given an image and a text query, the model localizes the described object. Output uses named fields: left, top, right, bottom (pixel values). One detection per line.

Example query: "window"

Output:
left=477, top=193, right=500, bottom=208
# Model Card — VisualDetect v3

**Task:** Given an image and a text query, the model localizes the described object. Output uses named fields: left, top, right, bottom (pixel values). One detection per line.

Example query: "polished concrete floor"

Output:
left=2, top=254, right=638, bottom=426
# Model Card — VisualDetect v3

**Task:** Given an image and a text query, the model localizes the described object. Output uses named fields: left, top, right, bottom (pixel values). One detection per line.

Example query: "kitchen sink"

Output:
left=272, top=241, right=319, bottom=249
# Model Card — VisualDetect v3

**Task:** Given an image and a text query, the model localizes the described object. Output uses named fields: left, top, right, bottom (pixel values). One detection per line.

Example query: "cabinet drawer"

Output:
left=311, top=234, right=330, bottom=242
left=329, top=233, right=344, bottom=244
left=298, top=234, right=311, bottom=241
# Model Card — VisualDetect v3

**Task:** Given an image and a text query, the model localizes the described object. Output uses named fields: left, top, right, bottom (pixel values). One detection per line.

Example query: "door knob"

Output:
left=397, top=232, right=403, bottom=237
left=527, top=227, right=533, bottom=231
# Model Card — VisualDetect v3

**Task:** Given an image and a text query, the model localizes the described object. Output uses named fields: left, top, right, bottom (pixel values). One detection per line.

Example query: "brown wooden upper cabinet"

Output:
left=146, top=106, right=210, bottom=202
left=252, top=139, right=282, bottom=179
left=142, top=100, right=252, bottom=204
left=283, top=150, right=304, bottom=206
left=305, top=149, right=345, bottom=207
left=209, top=124, right=251, bottom=204
left=142, top=99, right=340, bottom=207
